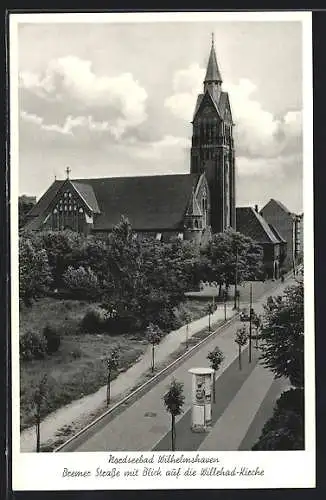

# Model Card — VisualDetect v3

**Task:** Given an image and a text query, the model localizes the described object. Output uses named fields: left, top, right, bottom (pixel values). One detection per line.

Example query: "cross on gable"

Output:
left=65, top=166, right=71, bottom=179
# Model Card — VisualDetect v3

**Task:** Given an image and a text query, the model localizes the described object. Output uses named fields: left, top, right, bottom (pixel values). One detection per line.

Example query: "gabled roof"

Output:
left=185, top=188, right=202, bottom=217
left=218, top=92, right=233, bottom=122
left=268, top=223, right=287, bottom=244
left=204, top=42, right=222, bottom=83
left=193, top=94, right=204, bottom=119
left=236, top=207, right=283, bottom=244
left=23, top=174, right=201, bottom=232
left=26, top=180, right=63, bottom=219
left=261, top=198, right=292, bottom=215
left=192, top=90, right=231, bottom=121
left=72, top=182, right=101, bottom=214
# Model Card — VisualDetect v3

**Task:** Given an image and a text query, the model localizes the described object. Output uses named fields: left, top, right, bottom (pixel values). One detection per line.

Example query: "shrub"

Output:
left=80, top=306, right=108, bottom=334
left=43, top=325, right=61, bottom=354
left=62, top=266, right=99, bottom=298
left=20, top=331, right=47, bottom=361
left=70, top=347, right=82, bottom=360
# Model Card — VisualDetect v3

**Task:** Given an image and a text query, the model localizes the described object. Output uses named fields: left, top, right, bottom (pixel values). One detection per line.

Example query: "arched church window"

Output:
left=194, top=219, right=199, bottom=229
left=79, top=207, right=84, bottom=213
left=202, top=188, right=208, bottom=227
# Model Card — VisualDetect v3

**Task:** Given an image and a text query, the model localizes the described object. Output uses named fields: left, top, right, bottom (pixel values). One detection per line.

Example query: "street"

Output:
left=60, top=276, right=294, bottom=452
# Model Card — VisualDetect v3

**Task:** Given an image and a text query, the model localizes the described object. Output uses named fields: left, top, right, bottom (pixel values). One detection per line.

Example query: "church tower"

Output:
left=190, top=34, right=236, bottom=233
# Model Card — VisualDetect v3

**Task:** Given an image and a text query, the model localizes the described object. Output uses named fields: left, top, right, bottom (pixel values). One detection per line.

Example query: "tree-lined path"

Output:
left=59, top=277, right=294, bottom=452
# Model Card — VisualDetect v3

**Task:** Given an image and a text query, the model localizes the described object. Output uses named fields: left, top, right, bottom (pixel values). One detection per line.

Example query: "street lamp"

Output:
left=224, top=290, right=227, bottom=321
left=233, top=247, right=239, bottom=310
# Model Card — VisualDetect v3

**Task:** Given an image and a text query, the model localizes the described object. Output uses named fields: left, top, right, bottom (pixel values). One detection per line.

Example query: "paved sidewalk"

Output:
left=64, top=318, right=246, bottom=451
left=199, top=361, right=276, bottom=450
left=62, top=278, right=294, bottom=452
left=20, top=304, right=235, bottom=452
left=21, top=277, right=293, bottom=452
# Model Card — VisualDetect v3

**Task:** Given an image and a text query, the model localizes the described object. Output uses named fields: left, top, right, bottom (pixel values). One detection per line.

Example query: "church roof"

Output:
left=236, top=207, right=283, bottom=244
left=24, top=174, right=201, bottom=232
left=71, top=182, right=101, bottom=213
left=185, top=188, right=202, bottom=217
left=204, top=41, right=222, bottom=83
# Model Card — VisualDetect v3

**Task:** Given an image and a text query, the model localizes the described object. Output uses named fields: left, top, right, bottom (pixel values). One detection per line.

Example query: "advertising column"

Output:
left=188, top=367, right=214, bottom=432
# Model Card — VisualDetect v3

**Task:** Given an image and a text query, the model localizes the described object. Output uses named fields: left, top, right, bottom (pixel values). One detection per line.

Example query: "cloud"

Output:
left=164, top=64, right=205, bottom=121
left=134, top=134, right=191, bottom=160
left=19, top=55, right=148, bottom=139
left=164, top=64, right=302, bottom=168
left=236, top=153, right=302, bottom=178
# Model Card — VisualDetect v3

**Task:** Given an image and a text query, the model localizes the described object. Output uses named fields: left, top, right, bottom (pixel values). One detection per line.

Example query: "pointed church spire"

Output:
left=204, top=33, right=222, bottom=84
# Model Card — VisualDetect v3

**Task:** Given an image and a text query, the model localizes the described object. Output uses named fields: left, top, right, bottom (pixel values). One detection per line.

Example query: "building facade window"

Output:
left=50, top=188, right=87, bottom=232
left=202, top=187, right=208, bottom=227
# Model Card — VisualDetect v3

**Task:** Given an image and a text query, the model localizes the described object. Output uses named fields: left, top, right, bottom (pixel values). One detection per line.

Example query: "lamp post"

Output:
left=233, top=248, right=239, bottom=310
left=224, top=290, right=227, bottom=321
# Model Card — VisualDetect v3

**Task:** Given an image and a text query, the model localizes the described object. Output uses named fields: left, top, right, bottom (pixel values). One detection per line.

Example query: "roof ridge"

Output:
left=69, top=173, right=199, bottom=183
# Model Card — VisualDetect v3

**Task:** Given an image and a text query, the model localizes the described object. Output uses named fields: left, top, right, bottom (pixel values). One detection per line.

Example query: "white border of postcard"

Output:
left=10, top=10, right=315, bottom=490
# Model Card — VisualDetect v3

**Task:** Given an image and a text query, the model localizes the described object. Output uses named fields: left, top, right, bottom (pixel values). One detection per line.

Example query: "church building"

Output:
left=23, top=36, right=236, bottom=244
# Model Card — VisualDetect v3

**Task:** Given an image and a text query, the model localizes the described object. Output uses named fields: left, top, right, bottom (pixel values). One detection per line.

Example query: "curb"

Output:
left=53, top=312, right=239, bottom=452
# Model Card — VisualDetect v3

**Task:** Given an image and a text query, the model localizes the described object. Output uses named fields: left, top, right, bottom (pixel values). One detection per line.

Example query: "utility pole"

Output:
left=249, top=282, right=253, bottom=363
left=233, top=247, right=238, bottom=310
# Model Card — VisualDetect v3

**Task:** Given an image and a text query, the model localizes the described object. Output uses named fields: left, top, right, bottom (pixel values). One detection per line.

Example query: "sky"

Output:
left=16, top=17, right=304, bottom=213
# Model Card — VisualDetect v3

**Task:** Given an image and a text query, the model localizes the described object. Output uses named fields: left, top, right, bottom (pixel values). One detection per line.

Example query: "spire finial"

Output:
left=66, top=166, right=71, bottom=179
left=211, top=32, right=214, bottom=46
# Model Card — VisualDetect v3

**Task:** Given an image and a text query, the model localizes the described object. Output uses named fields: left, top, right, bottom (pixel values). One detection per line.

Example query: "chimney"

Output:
left=255, top=204, right=259, bottom=213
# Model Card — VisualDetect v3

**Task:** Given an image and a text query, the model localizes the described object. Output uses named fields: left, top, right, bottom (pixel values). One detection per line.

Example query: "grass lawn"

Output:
left=19, top=297, right=212, bottom=431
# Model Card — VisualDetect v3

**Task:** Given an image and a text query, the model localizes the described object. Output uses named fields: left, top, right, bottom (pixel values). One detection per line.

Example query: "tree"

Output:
left=206, top=303, right=215, bottom=332
left=62, top=265, right=99, bottom=298
left=105, top=349, right=120, bottom=405
left=19, top=236, right=53, bottom=306
left=179, top=309, right=192, bottom=349
left=200, top=229, right=263, bottom=303
left=259, top=282, right=304, bottom=388
left=146, top=323, right=162, bottom=372
left=235, top=326, right=248, bottom=370
left=33, top=230, right=85, bottom=289
left=33, top=374, right=48, bottom=452
left=252, top=388, right=304, bottom=450
left=207, top=347, right=225, bottom=403
left=107, top=216, right=143, bottom=305
left=19, top=199, right=35, bottom=228
left=163, top=379, right=185, bottom=451
left=71, top=236, right=110, bottom=287
left=252, top=313, right=262, bottom=349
